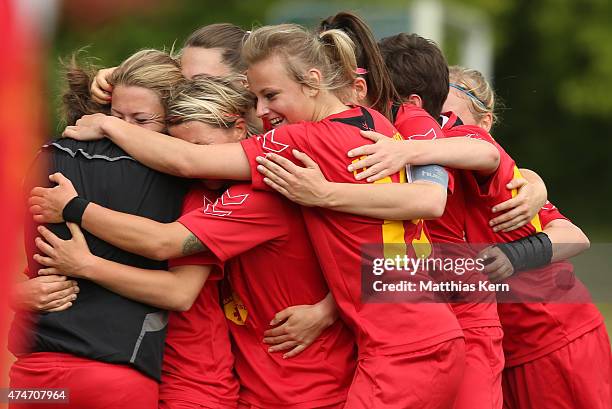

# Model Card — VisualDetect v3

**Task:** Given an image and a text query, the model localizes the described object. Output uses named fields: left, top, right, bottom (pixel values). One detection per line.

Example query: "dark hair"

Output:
left=60, top=54, right=110, bottom=126
left=378, top=33, right=449, bottom=118
left=183, top=23, right=247, bottom=72
left=319, top=12, right=400, bottom=121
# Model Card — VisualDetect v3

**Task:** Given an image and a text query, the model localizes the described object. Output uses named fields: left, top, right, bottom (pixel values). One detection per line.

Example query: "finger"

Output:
left=506, top=177, right=527, bottom=190
left=484, top=257, right=505, bottom=275
left=263, top=324, right=288, bottom=338
left=49, top=172, right=68, bottom=185
left=354, top=164, right=385, bottom=181
left=348, top=155, right=379, bottom=173
left=292, top=150, right=319, bottom=169
left=263, top=334, right=291, bottom=345
left=29, top=205, right=43, bottom=215
left=490, top=206, right=522, bottom=226
left=33, top=214, right=47, bottom=224
left=46, top=301, right=74, bottom=313
left=263, top=178, right=292, bottom=199
left=265, top=153, right=300, bottom=174
left=494, top=216, right=529, bottom=233
left=347, top=144, right=375, bottom=159
left=66, top=223, right=86, bottom=242
left=270, top=308, right=293, bottom=326
left=359, top=130, right=384, bottom=143
left=283, top=343, right=308, bottom=359
left=28, top=195, right=44, bottom=207
left=256, top=155, right=294, bottom=179
left=33, top=253, right=56, bottom=267
left=35, top=237, right=57, bottom=258
left=47, top=286, right=79, bottom=301
left=37, top=226, right=62, bottom=247
left=30, top=186, right=48, bottom=197
left=268, top=340, right=298, bottom=353
left=257, top=166, right=290, bottom=190
left=62, top=126, right=79, bottom=139
left=37, top=274, right=67, bottom=282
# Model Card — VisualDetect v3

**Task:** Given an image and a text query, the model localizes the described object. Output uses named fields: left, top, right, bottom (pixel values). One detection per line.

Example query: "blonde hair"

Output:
left=110, top=49, right=183, bottom=108
left=241, top=24, right=357, bottom=95
left=167, top=74, right=257, bottom=134
left=448, top=65, right=498, bottom=125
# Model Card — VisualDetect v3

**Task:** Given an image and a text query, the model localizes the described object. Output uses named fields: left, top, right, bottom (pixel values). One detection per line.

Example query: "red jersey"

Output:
left=177, top=183, right=355, bottom=408
left=161, top=184, right=239, bottom=408
left=241, top=106, right=463, bottom=358
left=458, top=121, right=603, bottom=366
left=436, top=112, right=500, bottom=329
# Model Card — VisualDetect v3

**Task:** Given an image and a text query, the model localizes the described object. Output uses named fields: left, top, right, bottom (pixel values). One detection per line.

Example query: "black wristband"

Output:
left=62, top=196, right=90, bottom=225
left=495, top=232, right=553, bottom=273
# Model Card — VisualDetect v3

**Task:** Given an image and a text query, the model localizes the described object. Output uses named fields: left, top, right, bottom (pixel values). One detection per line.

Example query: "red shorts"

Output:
left=502, top=324, right=611, bottom=409
left=9, top=352, right=158, bottom=409
left=453, top=326, right=504, bottom=409
left=344, top=337, right=465, bottom=409
left=236, top=402, right=344, bottom=409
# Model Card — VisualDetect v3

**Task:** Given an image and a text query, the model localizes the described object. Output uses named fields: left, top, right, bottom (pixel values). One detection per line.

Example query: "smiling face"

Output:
left=180, top=47, right=231, bottom=79
left=247, top=54, right=318, bottom=129
left=111, top=85, right=166, bottom=132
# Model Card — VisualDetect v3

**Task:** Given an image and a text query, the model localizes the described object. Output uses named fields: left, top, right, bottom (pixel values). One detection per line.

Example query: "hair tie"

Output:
left=355, top=67, right=368, bottom=75
left=449, top=83, right=487, bottom=110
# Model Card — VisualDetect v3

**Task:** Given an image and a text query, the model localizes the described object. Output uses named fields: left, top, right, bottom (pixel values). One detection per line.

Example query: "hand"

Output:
left=10, top=275, right=79, bottom=312
left=62, top=113, right=110, bottom=141
left=255, top=150, right=331, bottom=207
left=479, top=246, right=514, bottom=283
left=29, top=173, right=78, bottom=223
left=263, top=300, right=337, bottom=359
left=90, top=67, right=116, bottom=104
left=490, top=178, right=543, bottom=232
left=347, top=130, right=407, bottom=182
left=34, top=223, right=95, bottom=279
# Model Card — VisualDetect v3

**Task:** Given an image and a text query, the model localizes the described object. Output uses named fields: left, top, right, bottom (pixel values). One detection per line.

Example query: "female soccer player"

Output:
left=9, top=49, right=186, bottom=409
left=444, top=65, right=611, bottom=409
left=258, top=17, right=508, bottom=409
left=37, top=23, right=467, bottom=408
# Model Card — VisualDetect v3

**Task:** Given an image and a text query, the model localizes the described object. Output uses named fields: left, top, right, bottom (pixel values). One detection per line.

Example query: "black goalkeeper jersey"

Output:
left=9, top=137, right=187, bottom=381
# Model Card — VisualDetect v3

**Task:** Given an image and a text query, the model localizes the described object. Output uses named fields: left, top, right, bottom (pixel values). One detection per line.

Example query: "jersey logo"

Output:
left=262, top=129, right=289, bottom=153
left=223, top=290, right=248, bottom=325
left=407, top=127, right=438, bottom=141
left=541, top=201, right=556, bottom=211
left=203, top=188, right=249, bottom=217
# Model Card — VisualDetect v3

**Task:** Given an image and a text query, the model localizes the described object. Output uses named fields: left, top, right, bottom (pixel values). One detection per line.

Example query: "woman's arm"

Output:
left=34, top=223, right=209, bottom=311
left=481, top=218, right=590, bottom=282
left=543, top=218, right=590, bottom=262
left=256, top=151, right=446, bottom=220
left=489, top=168, right=548, bottom=232
left=263, top=292, right=339, bottom=359
left=345, top=130, right=500, bottom=182
left=63, top=113, right=251, bottom=180
left=29, top=173, right=204, bottom=261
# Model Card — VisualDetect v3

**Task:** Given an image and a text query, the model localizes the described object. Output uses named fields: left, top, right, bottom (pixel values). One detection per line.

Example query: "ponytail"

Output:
left=319, top=12, right=400, bottom=120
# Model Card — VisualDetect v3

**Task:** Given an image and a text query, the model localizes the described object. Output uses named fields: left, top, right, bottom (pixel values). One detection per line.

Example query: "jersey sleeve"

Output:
left=538, top=200, right=570, bottom=228
left=240, top=125, right=308, bottom=191
left=168, top=187, right=225, bottom=279
left=177, top=184, right=289, bottom=263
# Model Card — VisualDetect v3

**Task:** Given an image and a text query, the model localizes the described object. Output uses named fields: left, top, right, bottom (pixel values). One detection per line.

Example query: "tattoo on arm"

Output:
left=182, top=233, right=205, bottom=256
